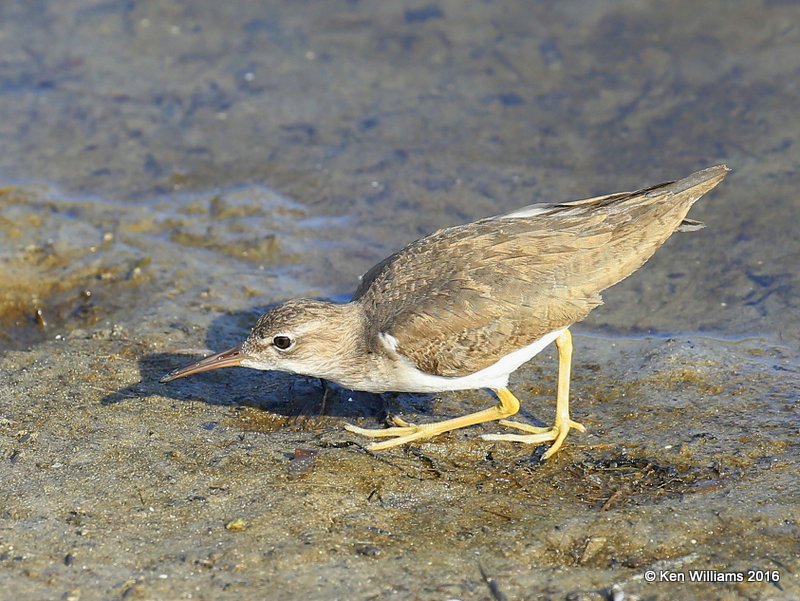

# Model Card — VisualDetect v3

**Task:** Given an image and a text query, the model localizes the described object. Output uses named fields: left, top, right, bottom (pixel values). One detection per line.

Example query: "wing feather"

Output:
left=354, top=165, right=728, bottom=377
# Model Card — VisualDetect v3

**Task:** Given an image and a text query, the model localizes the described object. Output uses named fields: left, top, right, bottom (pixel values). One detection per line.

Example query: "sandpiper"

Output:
left=162, top=165, right=728, bottom=459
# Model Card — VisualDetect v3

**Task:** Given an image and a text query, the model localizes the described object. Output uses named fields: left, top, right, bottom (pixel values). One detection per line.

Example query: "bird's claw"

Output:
left=481, top=417, right=586, bottom=459
left=344, top=416, right=429, bottom=450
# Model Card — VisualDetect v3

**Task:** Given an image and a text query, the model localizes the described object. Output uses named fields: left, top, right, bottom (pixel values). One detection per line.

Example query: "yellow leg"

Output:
left=481, top=329, right=585, bottom=459
left=344, top=388, right=522, bottom=451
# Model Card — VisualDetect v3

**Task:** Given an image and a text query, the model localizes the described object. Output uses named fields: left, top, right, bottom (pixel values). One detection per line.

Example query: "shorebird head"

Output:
left=160, top=299, right=364, bottom=383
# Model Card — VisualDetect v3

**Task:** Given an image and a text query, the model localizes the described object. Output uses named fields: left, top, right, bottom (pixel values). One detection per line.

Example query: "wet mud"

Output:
left=1, top=1, right=798, bottom=600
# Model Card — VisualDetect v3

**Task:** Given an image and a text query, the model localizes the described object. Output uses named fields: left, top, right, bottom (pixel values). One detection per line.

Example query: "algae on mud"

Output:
left=1, top=0, right=799, bottom=600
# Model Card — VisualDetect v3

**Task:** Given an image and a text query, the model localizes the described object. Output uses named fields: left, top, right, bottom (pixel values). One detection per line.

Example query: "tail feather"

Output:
left=678, top=218, right=705, bottom=232
left=666, top=164, right=730, bottom=198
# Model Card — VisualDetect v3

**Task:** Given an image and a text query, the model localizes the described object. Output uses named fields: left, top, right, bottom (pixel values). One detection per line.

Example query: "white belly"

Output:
left=383, top=328, right=565, bottom=393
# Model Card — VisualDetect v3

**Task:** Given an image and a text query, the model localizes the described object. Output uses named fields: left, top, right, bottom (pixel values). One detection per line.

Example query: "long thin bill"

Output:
left=160, top=345, right=245, bottom=383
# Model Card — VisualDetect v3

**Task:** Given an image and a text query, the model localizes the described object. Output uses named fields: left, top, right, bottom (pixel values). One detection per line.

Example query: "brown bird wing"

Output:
left=354, top=165, right=728, bottom=377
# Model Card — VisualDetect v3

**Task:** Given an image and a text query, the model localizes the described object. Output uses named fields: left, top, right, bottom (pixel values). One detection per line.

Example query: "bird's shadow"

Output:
left=100, top=302, right=433, bottom=422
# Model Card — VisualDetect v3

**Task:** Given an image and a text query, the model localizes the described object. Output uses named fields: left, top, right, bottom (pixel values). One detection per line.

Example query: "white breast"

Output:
left=383, top=328, right=565, bottom=393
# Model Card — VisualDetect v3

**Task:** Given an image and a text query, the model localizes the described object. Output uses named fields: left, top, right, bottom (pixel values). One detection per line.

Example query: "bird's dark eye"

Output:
left=273, top=335, right=292, bottom=350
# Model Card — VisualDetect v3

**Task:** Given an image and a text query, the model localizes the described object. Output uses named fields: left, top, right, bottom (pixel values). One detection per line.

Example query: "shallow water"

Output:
left=1, top=1, right=798, bottom=600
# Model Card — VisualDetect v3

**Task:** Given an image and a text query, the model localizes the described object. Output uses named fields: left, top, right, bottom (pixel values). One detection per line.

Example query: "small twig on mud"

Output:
left=479, top=562, right=508, bottom=601
left=601, top=487, right=627, bottom=511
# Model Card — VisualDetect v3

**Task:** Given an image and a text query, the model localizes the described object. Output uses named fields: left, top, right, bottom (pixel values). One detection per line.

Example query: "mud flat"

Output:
left=1, top=1, right=798, bottom=599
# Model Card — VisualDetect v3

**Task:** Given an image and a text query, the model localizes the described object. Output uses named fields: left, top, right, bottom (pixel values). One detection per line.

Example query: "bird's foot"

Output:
left=345, top=399, right=523, bottom=452
left=344, top=415, right=416, bottom=437
left=344, top=416, right=439, bottom=450
left=481, top=417, right=586, bottom=460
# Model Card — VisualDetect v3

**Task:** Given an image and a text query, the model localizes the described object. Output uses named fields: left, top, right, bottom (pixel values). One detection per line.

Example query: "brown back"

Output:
left=355, top=166, right=728, bottom=377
